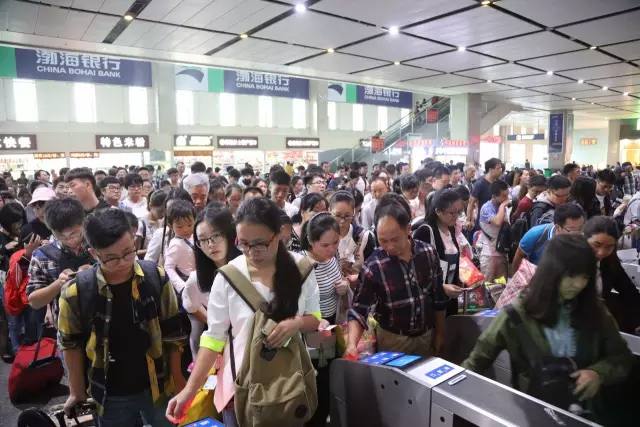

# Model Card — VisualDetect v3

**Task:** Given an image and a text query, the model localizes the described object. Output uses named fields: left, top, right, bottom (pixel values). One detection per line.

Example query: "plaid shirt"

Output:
left=623, top=173, right=637, bottom=196
left=25, top=239, right=93, bottom=322
left=57, top=261, right=182, bottom=415
left=349, top=239, right=447, bottom=335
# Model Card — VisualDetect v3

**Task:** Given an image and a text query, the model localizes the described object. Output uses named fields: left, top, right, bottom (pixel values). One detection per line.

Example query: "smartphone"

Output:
left=21, top=232, right=34, bottom=244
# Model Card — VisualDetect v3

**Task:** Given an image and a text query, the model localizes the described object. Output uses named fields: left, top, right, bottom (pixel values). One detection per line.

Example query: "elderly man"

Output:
left=182, top=173, right=209, bottom=212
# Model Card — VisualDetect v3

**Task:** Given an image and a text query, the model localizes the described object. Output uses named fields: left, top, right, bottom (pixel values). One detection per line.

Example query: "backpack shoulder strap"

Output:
left=38, top=244, right=62, bottom=263
left=296, top=255, right=317, bottom=283
left=532, top=225, right=552, bottom=253
left=504, top=304, right=542, bottom=363
left=218, top=264, right=266, bottom=313
left=137, top=260, right=163, bottom=296
left=75, top=266, right=99, bottom=334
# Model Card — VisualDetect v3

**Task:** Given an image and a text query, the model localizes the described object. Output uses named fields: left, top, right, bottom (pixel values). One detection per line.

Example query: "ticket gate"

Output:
left=330, top=355, right=600, bottom=427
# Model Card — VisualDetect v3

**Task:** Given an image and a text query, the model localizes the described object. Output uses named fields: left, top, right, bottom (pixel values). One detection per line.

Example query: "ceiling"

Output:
left=3, top=0, right=640, bottom=121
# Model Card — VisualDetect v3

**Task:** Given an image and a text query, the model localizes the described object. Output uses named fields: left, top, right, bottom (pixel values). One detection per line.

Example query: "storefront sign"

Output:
left=426, top=109, right=439, bottom=124
left=507, top=134, right=545, bottom=141
left=359, top=139, right=371, bottom=148
left=95, top=135, right=149, bottom=150
left=482, top=136, right=503, bottom=143
left=70, top=152, right=100, bottom=158
left=174, top=135, right=214, bottom=147
left=286, top=138, right=320, bottom=149
left=580, top=138, right=597, bottom=145
left=407, top=139, right=433, bottom=147
left=174, top=150, right=213, bottom=157
left=217, top=136, right=259, bottom=148
left=0, top=134, right=37, bottom=151
left=441, top=140, right=468, bottom=147
left=34, top=152, right=65, bottom=159
left=175, top=65, right=309, bottom=99
left=435, top=147, right=467, bottom=156
left=371, top=137, right=385, bottom=153
left=549, top=113, right=564, bottom=154
left=0, top=46, right=152, bottom=87
left=327, top=81, right=412, bottom=109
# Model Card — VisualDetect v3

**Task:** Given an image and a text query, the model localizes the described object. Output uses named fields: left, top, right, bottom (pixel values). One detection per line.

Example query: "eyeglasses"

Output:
left=550, top=190, right=569, bottom=199
left=333, top=212, right=354, bottom=222
left=54, top=230, right=83, bottom=243
left=106, top=185, right=122, bottom=192
left=443, top=209, right=460, bottom=217
left=97, top=247, right=137, bottom=267
left=311, top=180, right=326, bottom=186
left=237, top=234, right=277, bottom=253
left=196, top=232, right=226, bottom=248
left=560, top=225, right=584, bottom=235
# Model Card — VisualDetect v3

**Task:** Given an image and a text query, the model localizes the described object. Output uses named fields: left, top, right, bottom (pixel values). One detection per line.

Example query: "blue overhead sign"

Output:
left=549, top=113, right=565, bottom=154
left=507, top=134, right=545, bottom=141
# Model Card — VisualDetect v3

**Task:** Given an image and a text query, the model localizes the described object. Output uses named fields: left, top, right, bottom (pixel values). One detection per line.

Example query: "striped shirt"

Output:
left=303, top=252, right=340, bottom=318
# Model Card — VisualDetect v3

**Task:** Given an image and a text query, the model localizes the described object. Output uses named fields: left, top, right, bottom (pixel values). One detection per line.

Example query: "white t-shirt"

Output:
left=284, top=201, right=298, bottom=218
left=183, top=272, right=209, bottom=314
left=121, top=197, right=148, bottom=218
left=201, top=252, right=321, bottom=412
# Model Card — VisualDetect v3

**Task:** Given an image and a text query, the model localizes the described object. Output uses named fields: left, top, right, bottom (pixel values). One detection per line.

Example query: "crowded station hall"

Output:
left=2, top=1, right=640, bottom=426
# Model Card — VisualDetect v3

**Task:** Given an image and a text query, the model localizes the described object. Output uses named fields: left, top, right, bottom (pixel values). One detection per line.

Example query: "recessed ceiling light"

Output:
left=578, top=79, right=584, bottom=84
left=458, top=46, right=466, bottom=52
left=487, top=80, right=492, bottom=83
left=394, top=61, right=400, bottom=66
left=327, top=48, right=335, bottom=53
left=602, top=86, right=608, bottom=90
left=546, top=70, right=553, bottom=75
left=295, top=4, right=306, bottom=13
left=481, top=0, right=491, bottom=5
left=590, top=46, right=597, bottom=50
left=124, top=14, right=134, bottom=21
left=624, top=92, right=630, bottom=96
left=591, top=102, right=595, bottom=105
left=571, top=98, right=576, bottom=100
left=389, top=26, right=399, bottom=35
left=240, top=34, right=248, bottom=39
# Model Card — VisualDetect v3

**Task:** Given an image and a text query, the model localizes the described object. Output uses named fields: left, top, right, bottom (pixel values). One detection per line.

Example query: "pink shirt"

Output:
left=163, top=236, right=195, bottom=294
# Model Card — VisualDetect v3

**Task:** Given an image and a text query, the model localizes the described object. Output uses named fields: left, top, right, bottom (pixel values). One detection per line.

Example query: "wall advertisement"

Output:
left=327, top=81, right=412, bottom=109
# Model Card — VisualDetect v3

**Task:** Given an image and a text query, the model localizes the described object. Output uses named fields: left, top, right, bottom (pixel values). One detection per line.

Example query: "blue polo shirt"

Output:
left=519, top=224, right=555, bottom=265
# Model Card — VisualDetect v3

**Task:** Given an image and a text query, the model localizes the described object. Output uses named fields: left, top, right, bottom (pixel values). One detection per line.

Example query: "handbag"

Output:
left=8, top=323, right=64, bottom=402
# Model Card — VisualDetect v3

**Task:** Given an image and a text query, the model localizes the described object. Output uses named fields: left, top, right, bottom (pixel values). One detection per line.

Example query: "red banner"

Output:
left=408, top=139, right=434, bottom=147
left=371, top=137, right=385, bottom=153
left=481, top=136, right=502, bottom=143
left=426, top=109, right=439, bottom=124
left=442, top=139, right=468, bottom=147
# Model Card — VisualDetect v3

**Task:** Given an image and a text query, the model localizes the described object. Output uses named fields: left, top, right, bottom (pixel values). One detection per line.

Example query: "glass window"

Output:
left=400, top=108, right=411, bottom=126
left=176, top=90, right=194, bottom=125
left=220, top=93, right=236, bottom=126
left=74, top=83, right=96, bottom=123
left=129, top=87, right=148, bottom=124
left=293, top=98, right=306, bottom=129
left=509, top=143, right=526, bottom=167
left=328, top=101, right=337, bottom=130
left=377, top=106, right=388, bottom=131
left=258, top=96, right=273, bottom=127
left=13, top=79, right=38, bottom=122
left=353, top=104, right=363, bottom=131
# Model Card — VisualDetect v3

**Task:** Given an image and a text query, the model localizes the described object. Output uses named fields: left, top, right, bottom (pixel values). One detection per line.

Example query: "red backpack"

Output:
left=4, top=249, right=30, bottom=316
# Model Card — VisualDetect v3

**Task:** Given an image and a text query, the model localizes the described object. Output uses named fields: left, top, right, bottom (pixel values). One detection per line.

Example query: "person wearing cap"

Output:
left=20, top=187, right=56, bottom=242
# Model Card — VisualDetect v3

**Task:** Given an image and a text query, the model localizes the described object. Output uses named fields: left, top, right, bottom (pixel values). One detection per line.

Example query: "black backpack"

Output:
left=482, top=222, right=512, bottom=254
left=38, top=244, right=96, bottom=273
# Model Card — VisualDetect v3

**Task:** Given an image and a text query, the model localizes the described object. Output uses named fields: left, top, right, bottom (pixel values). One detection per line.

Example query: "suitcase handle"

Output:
left=31, top=322, right=57, bottom=366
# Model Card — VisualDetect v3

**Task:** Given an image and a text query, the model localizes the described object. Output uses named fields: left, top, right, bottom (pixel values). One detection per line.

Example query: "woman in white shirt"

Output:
left=183, top=202, right=242, bottom=361
left=167, top=197, right=321, bottom=426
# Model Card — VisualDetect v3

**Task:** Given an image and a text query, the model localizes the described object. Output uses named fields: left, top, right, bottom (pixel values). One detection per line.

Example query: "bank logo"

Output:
left=175, top=65, right=208, bottom=91
left=328, top=81, right=346, bottom=102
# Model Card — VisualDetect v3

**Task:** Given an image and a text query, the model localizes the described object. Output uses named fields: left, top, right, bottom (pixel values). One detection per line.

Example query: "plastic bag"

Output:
left=178, top=365, right=220, bottom=426
left=496, top=259, right=537, bottom=309
left=459, top=256, right=485, bottom=286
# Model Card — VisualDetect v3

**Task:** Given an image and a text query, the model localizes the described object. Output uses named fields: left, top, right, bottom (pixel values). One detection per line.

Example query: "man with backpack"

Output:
left=529, top=175, right=571, bottom=227
left=58, top=208, right=184, bottom=426
left=511, top=203, right=586, bottom=273
left=478, top=180, right=511, bottom=282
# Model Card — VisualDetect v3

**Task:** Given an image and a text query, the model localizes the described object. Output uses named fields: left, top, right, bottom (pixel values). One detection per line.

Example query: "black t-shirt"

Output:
left=472, top=177, right=492, bottom=213
left=105, top=279, right=150, bottom=396
left=85, top=198, right=111, bottom=215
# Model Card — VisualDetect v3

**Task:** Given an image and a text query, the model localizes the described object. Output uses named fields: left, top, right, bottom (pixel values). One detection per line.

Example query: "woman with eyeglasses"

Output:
left=225, top=184, right=242, bottom=218
left=167, top=197, right=321, bottom=426
left=329, top=191, right=375, bottom=279
left=413, top=189, right=470, bottom=316
left=182, top=203, right=241, bottom=361
left=292, top=192, right=329, bottom=248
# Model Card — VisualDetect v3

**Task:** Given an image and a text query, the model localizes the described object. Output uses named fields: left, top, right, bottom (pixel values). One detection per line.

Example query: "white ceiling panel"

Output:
left=560, top=89, right=619, bottom=98
left=113, top=20, right=156, bottom=46
left=590, top=74, right=640, bottom=88
left=456, top=63, right=537, bottom=80
left=7, top=1, right=38, bottom=33
left=538, top=100, right=600, bottom=109
left=213, top=39, right=321, bottom=65
left=190, top=35, right=236, bottom=54
left=134, top=23, right=178, bottom=49
left=45, top=0, right=74, bottom=6
left=173, top=31, right=234, bottom=53
left=603, top=40, right=640, bottom=61
left=406, top=50, right=504, bottom=73
left=599, top=99, right=640, bottom=107
left=186, top=0, right=289, bottom=34
left=293, top=53, right=388, bottom=74
left=138, top=0, right=183, bottom=21
left=405, top=6, right=539, bottom=47
left=310, top=0, right=475, bottom=28
left=518, top=50, right=617, bottom=71
left=100, top=0, right=135, bottom=15
left=560, top=10, right=640, bottom=47
left=498, top=0, right=639, bottom=27
left=341, top=34, right=450, bottom=62
left=405, top=74, right=482, bottom=87
left=82, top=15, right=120, bottom=42
left=222, top=3, right=290, bottom=34
left=533, top=82, right=600, bottom=93
left=71, top=0, right=105, bottom=12
left=487, top=88, right=543, bottom=98
left=34, top=5, right=68, bottom=37
left=446, top=82, right=509, bottom=92
left=509, top=94, right=566, bottom=103
left=352, top=65, right=439, bottom=81
left=497, top=73, right=571, bottom=87
left=471, top=32, right=583, bottom=61
left=610, top=85, right=640, bottom=93
left=560, top=63, right=640, bottom=81
left=254, top=12, right=383, bottom=49
left=153, top=27, right=198, bottom=51
left=582, top=94, right=639, bottom=103
left=162, top=0, right=212, bottom=25
left=59, top=11, right=95, bottom=40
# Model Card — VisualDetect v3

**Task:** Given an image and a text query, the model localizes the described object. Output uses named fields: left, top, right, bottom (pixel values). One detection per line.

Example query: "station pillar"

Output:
left=449, top=93, right=483, bottom=164
left=547, top=110, right=574, bottom=171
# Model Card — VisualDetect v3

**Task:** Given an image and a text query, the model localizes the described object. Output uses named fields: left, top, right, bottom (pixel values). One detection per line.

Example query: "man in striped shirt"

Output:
left=346, top=195, right=447, bottom=358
